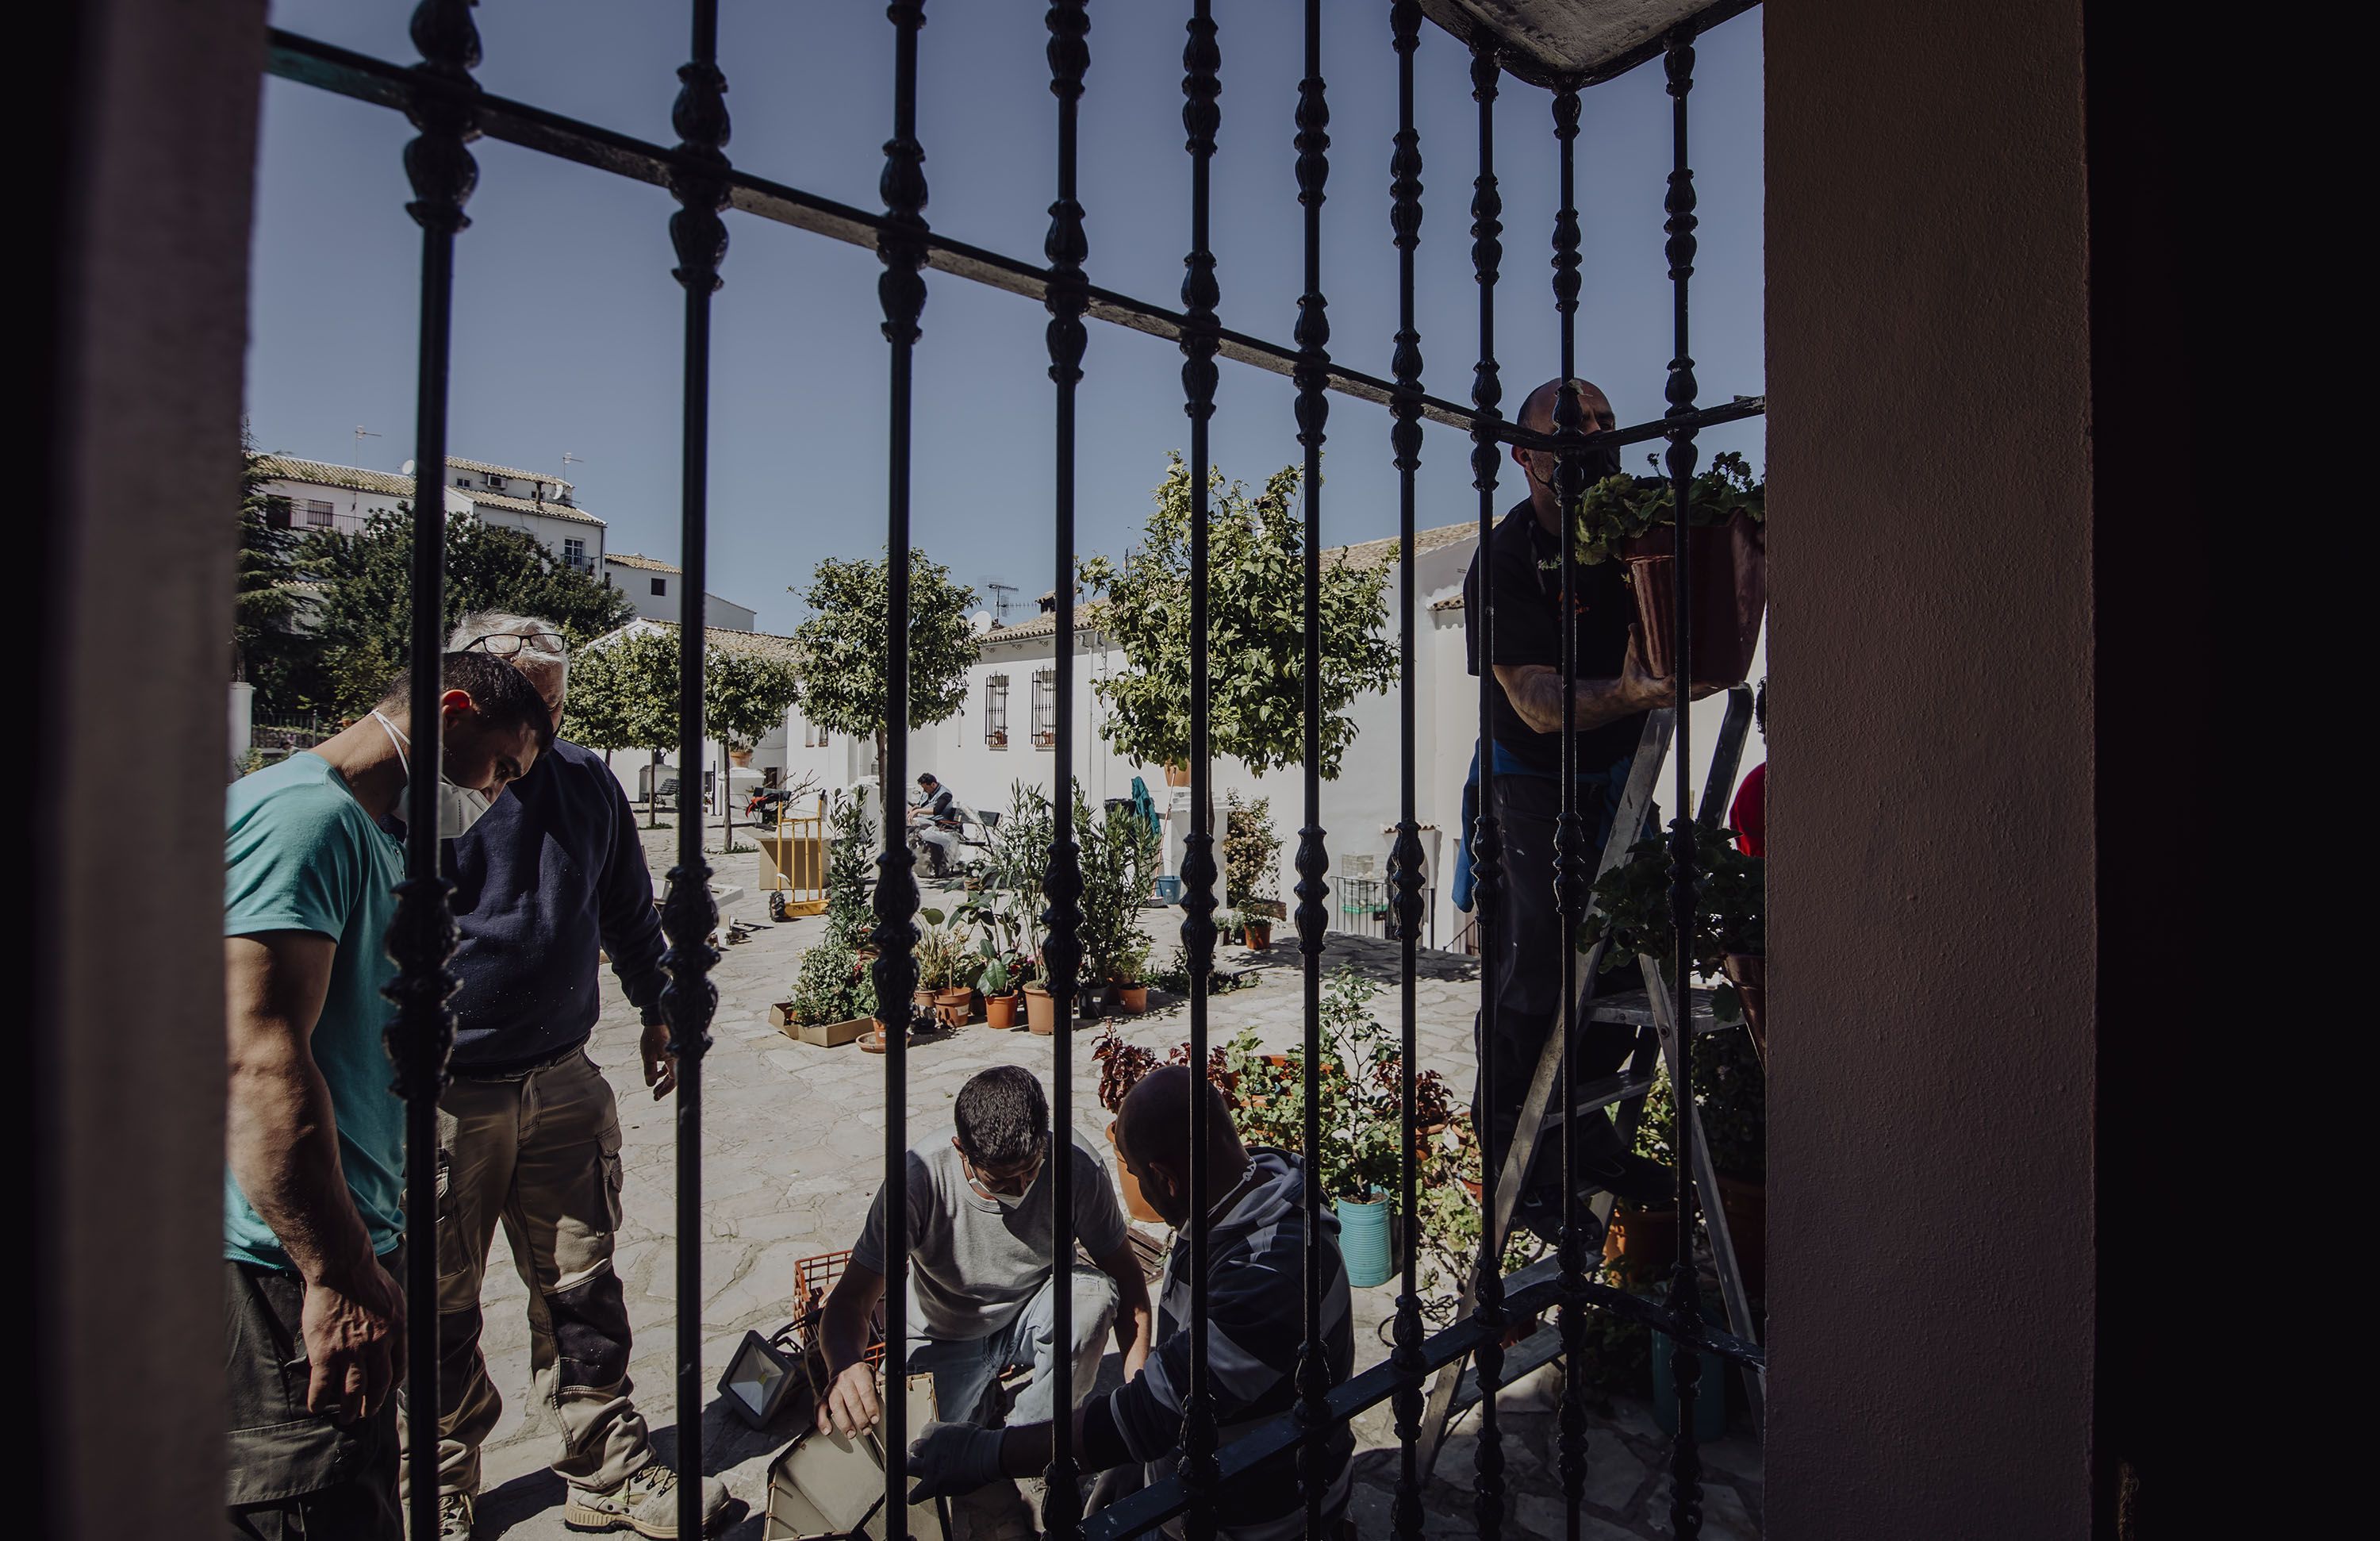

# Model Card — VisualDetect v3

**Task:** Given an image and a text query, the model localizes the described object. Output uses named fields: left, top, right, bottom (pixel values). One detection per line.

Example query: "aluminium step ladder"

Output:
left=1415, top=684, right=1762, bottom=1475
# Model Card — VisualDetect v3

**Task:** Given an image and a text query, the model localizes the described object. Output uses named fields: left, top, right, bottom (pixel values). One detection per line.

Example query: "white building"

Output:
left=253, top=452, right=609, bottom=575
left=771, top=521, right=1763, bottom=950
left=602, top=551, right=758, bottom=632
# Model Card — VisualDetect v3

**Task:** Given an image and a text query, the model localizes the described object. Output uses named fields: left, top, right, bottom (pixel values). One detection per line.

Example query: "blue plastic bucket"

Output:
left=1649, top=1310, right=1729, bottom=1441
left=1335, top=1193, right=1395, bottom=1289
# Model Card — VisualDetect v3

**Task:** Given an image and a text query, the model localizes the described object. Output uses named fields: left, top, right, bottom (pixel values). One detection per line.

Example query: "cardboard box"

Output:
left=763, top=1371, right=946, bottom=1541
left=770, top=1005, right=868, bottom=1049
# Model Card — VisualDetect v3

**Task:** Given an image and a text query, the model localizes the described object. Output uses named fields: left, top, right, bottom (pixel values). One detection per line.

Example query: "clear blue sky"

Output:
left=250, top=0, right=1764, bottom=636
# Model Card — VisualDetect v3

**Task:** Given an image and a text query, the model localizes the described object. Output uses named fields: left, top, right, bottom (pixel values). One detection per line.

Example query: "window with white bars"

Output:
left=304, top=499, right=334, bottom=527
left=985, top=674, right=1009, bottom=745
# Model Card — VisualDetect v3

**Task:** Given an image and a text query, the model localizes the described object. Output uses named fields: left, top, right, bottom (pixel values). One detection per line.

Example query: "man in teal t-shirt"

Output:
left=222, top=654, right=550, bottom=1541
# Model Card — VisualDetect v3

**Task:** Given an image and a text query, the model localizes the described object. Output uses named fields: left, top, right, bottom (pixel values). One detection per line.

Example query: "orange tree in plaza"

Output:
left=1078, top=453, right=1396, bottom=781
left=786, top=548, right=979, bottom=786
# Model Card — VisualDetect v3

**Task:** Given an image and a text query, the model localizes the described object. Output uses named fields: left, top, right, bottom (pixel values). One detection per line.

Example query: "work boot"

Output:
left=436, top=1490, right=476, bottom=1541
left=563, top=1462, right=731, bottom=1538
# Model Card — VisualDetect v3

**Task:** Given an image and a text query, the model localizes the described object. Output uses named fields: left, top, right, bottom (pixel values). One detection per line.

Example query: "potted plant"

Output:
left=979, top=951, right=1020, bottom=1029
left=1572, top=449, right=1767, bottom=687
left=1092, top=1028, right=1165, bottom=1222
left=1580, top=820, right=1765, bottom=1043
left=1222, top=792, right=1284, bottom=946
left=1074, top=787, right=1159, bottom=1017
left=916, top=909, right=974, bottom=1028
left=1104, top=932, right=1153, bottom=1016
left=1021, top=956, right=1058, bottom=1036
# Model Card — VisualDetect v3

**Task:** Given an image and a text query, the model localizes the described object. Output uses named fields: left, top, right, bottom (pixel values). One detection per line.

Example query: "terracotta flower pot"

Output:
left=1723, top=952, right=1767, bottom=1062
left=1618, top=509, right=1768, bottom=687
left=912, top=987, right=935, bottom=1019
left=1023, top=981, right=1055, bottom=1035
left=985, top=991, right=1020, bottom=1030
left=1108, top=983, right=1149, bottom=1015
left=1242, top=920, right=1273, bottom=951
left=1603, top=1203, right=1680, bottom=1272
left=1108, top=1120, right=1165, bottom=1224
left=1164, top=763, right=1192, bottom=789
left=934, top=987, right=973, bottom=1028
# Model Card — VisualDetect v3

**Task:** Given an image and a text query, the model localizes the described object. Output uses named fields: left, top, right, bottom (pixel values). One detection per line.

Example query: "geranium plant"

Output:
left=1580, top=820, right=1764, bottom=1024
left=1571, top=449, right=1765, bottom=567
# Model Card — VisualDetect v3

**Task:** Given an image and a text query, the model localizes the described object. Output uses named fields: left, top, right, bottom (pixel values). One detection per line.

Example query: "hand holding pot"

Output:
left=1621, top=624, right=1725, bottom=709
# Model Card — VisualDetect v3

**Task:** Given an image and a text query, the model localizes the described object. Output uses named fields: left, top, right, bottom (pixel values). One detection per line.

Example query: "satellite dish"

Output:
left=969, top=610, right=996, bottom=634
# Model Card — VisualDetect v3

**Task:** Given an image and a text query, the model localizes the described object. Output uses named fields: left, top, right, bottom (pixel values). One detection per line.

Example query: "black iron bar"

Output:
left=1080, top=1255, right=1760, bottom=1541
left=1384, top=4, right=1428, bottom=1541
left=1042, top=3, right=1091, bottom=1537
left=390, top=6, right=478, bottom=1538
left=1660, top=29, right=1706, bottom=1541
left=1547, top=79, right=1593, bottom=1541
left=1289, top=2, right=1334, bottom=1535
left=873, top=4, right=930, bottom=1533
left=1463, top=37, right=1507, bottom=1541
left=1177, top=5, right=1222, bottom=1534
left=661, top=5, right=730, bottom=1539
left=263, top=29, right=1760, bottom=452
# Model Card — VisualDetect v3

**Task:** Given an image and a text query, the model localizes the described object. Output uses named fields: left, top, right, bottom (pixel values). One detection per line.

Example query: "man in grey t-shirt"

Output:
left=819, top=1066, right=1155, bottom=1470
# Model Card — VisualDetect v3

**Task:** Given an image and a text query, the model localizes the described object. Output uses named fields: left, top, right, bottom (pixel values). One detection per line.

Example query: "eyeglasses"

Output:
left=465, top=631, right=566, bottom=659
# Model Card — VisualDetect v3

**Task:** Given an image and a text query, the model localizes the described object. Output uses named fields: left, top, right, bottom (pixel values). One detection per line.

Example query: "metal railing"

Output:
left=266, top=5, right=1767, bottom=1538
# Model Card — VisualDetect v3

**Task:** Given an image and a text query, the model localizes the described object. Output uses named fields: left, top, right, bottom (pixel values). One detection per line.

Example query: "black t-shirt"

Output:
left=1463, top=500, right=1647, bottom=774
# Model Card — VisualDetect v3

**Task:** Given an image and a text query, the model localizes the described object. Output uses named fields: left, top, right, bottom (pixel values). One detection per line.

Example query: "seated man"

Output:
left=818, top=1067, right=1154, bottom=1485
left=908, top=770, right=965, bottom=878
left=907, top=1066, right=1356, bottom=1540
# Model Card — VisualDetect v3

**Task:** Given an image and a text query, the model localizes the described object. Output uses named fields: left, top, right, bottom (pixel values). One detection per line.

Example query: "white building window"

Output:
left=305, top=499, right=334, bottom=528
left=651, top=578, right=667, bottom=597
left=1031, top=669, right=1056, bottom=747
left=563, top=537, right=587, bottom=571
left=482, top=472, right=505, bottom=490
left=985, top=674, right=1010, bottom=747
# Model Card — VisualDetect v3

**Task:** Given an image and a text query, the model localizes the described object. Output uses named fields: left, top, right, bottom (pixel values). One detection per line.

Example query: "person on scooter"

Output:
left=908, top=771, right=964, bottom=878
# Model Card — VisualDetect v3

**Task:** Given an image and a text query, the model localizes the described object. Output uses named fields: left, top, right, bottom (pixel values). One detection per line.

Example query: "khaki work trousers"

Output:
left=407, top=1047, right=652, bottom=1497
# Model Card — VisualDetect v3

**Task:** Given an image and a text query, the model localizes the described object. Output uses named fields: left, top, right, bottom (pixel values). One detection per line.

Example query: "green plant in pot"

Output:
left=1222, top=792, right=1284, bottom=941
left=1218, top=969, right=1415, bottom=1289
left=1580, top=819, right=1764, bottom=1038
left=823, top=788, right=877, bottom=953
left=1571, top=449, right=1767, bottom=686
left=1074, top=786, right=1159, bottom=1011
left=789, top=933, right=876, bottom=1029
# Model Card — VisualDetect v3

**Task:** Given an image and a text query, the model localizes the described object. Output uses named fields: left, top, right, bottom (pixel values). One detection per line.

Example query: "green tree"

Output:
left=789, top=550, right=980, bottom=783
left=566, top=627, right=678, bottom=819
left=298, top=507, right=636, bottom=717
left=703, top=645, right=804, bottom=844
left=1079, top=454, right=1399, bottom=779
left=233, top=432, right=311, bottom=714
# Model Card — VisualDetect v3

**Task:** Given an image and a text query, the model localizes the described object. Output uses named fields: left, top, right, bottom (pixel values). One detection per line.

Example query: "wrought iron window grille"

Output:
left=266, top=5, right=1768, bottom=1539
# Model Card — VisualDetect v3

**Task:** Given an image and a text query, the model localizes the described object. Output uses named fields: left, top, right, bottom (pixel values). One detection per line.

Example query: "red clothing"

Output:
left=1730, top=761, right=1767, bottom=858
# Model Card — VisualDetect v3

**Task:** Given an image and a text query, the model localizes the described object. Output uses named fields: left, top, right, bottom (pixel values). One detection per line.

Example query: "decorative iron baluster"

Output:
left=1385, top=4, right=1428, bottom=1541
left=1042, top=2, right=1090, bottom=1536
left=1290, top=2, right=1334, bottom=1532
left=1464, top=38, right=1508, bottom=1541
left=1177, top=5, right=1222, bottom=1535
left=389, top=6, right=479, bottom=1535
left=661, top=6, right=730, bottom=1539
left=874, top=3, right=929, bottom=1528
left=1660, top=29, right=1706, bottom=1541
left=1547, top=80, right=1595, bottom=1541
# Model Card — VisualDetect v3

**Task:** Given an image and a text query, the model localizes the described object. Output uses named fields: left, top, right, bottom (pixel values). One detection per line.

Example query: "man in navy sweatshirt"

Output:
left=407, top=613, right=727, bottom=1540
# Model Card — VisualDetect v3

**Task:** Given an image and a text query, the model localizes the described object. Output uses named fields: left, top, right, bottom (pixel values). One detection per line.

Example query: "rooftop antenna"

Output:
left=985, top=581, right=1019, bottom=624
left=557, top=451, right=585, bottom=507
left=353, top=424, right=382, bottom=456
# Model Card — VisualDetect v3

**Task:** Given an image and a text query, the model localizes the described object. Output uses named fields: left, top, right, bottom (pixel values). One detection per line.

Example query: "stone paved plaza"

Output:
left=457, top=825, right=1761, bottom=1538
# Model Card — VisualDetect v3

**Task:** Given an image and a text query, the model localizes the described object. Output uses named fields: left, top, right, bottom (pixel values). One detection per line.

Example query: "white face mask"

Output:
left=373, top=713, right=493, bottom=840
